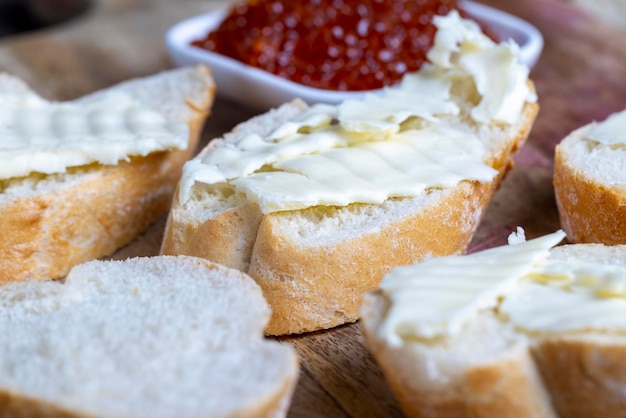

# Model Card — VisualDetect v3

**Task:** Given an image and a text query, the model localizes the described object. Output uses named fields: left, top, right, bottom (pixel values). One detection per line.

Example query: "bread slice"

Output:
left=0, top=255, right=299, bottom=418
left=554, top=111, right=626, bottom=244
left=0, top=66, right=215, bottom=285
left=162, top=99, right=538, bottom=336
left=161, top=12, right=539, bottom=335
left=361, top=233, right=626, bottom=418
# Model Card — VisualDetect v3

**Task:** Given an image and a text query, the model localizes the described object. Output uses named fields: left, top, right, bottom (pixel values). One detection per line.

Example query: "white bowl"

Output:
left=165, top=2, right=543, bottom=110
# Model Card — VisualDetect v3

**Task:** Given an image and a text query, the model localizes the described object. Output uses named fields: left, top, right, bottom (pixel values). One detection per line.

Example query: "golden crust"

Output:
left=0, top=76, right=214, bottom=285
left=359, top=292, right=557, bottom=418
left=533, top=337, right=626, bottom=418
left=379, top=352, right=556, bottom=418
left=253, top=181, right=493, bottom=335
left=554, top=147, right=626, bottom=244
left=162, top=201, right=263, bottom=272
left=255, top=101, right=538, bottom=335
left=0, top=390, right=81, bottom=418
left=0, top=378, right=298, bottom=418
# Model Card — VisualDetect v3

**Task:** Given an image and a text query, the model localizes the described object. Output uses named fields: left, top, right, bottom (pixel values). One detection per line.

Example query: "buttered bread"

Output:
left=362, top=230, right=626, bottom=418
left=554, top=108, right=626, bottom=245
left=0, top=66, right=215, bottom=284
left=161, top=11, right=539, bottom=335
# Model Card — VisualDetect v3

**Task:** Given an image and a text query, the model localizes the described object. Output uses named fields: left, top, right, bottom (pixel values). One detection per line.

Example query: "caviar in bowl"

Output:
left=165, top=1, right=543, bottom=109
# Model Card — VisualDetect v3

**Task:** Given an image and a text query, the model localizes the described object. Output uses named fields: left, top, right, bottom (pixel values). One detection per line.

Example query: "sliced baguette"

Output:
left=361, top=239, right=626, bottom=418
left=0, top=66, right=215, bottom=285
left=162, top=92, right=538, bottom=335
left=0, top=255, right=299, bottom=418
left=554, top=115, right=626, bottom=244
left=161, top=11, right=539, bottom=335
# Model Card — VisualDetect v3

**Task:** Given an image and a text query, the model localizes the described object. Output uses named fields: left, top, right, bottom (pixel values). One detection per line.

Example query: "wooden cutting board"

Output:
left=1, top=0, right=625, bottom=416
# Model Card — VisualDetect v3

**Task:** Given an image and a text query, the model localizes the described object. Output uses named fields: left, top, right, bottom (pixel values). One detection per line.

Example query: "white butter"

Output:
left=179, top=10, right=533, bottom=210
left=501, top=259, right=626, bottom=333
left=586, top=109, right=626, bottom=146
left=377, top=229, right=626, bottom=344
left=337, top=74, right=457, bottom=133
left=377, top=230, right=566, bottom=347
left=233, top=126, right=497, bottom=213
left=267, top=103, right=337, bottom=141
left=0, top=92, right=188, bottom=180
left=428, top=11, right=534, bottom=124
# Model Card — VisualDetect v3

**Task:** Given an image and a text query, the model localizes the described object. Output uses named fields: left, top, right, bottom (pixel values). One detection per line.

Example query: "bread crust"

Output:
left=533, top=336, right=626, bottom=418
left=0, top=327, right=299, bottom=418
left=162, top=200, right=263, bottom=272
left=379, top=352, right=556, bottom=418
left=360, top=292, right=557, bottom=418
left=0, top=377, right=298, bottom=418
left=0, top=68, right=214, bottom=284
left=0, top=391, right=81, bottom=418
left=163, top=93, right=538, bottom=335
left=253, top=181, right=494, bottom=335
left=554, top=146, right=626, bottom=244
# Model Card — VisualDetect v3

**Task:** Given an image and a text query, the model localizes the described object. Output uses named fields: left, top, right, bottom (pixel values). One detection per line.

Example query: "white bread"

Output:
left=0, top=255, right=299, bottom=418
left=161, top=98, right=538, bottom=336
left=0, top=66, right=215, bottom=285
left=361, top=236, right=626, bottom=418
left=554, top=111, right=626, bottom=244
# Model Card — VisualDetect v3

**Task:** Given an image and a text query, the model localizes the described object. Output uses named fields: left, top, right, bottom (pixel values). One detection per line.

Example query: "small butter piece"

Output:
left=586, top=109, right=626, bottom=146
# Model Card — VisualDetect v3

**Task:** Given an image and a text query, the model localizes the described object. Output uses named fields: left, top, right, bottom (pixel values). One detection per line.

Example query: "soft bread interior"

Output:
left=0, top=256, right=298, bottom=418
left=556, top=127, right=626, bottom=189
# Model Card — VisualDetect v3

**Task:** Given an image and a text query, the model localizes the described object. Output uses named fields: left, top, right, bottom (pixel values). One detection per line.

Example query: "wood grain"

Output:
left=1, top=0, right=624, bottom=416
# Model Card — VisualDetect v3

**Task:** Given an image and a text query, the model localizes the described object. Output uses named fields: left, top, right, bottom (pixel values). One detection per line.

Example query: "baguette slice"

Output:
left=161, top=11, right=539, bottom=335
left=0, top=66, right=215, bottom=285
left=361, top=237, right=626, bottom=418
left=554, top=111, right=626, bottom=244
left=0, top=255, right=299, bottom=418
left=162, top=96, right=538, bottom=336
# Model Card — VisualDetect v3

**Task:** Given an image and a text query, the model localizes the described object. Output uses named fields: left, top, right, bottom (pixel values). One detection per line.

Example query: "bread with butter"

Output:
left=554, top=109, right=626, bottom=245
left=361, top=229, right=626, bottom=418
left=161, top=11, right=539, bottom=335
left=0, top=66, right=215, bottom=285
left=0, top=255, right=299, bottom=418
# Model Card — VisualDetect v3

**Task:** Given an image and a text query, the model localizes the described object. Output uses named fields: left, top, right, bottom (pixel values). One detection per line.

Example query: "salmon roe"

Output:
left=191, top=0, right=483, bottom=91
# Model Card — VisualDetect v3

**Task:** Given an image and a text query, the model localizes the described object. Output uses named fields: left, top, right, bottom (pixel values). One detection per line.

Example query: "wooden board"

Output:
left=1, top=0, right=625, bottom=416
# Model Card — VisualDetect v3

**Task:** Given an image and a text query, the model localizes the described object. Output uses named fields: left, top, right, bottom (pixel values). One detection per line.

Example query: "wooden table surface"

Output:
left=1, top=0, right=625, bottom=416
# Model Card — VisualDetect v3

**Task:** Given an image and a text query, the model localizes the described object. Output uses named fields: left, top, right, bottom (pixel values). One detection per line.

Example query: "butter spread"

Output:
left=377, top=229, right=626, bottom=346
left=376, top=230, right=566, bottom=347
left=428, top=11, right=535, bottom=124
left=585, top=109, right=626, bottom=146
left=179, top=10, right=533, bottom=211
left=233, top=126, right=497, bottom=212
left=0, top=91, right=188, bottom=180
left=337, top=73, right=457, bottom=133
left=500, top=259, right=626, bottom=333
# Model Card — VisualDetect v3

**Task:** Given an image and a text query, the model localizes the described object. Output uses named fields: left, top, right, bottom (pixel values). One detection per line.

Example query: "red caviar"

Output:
left=191, top=0, right=484, bottom=91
